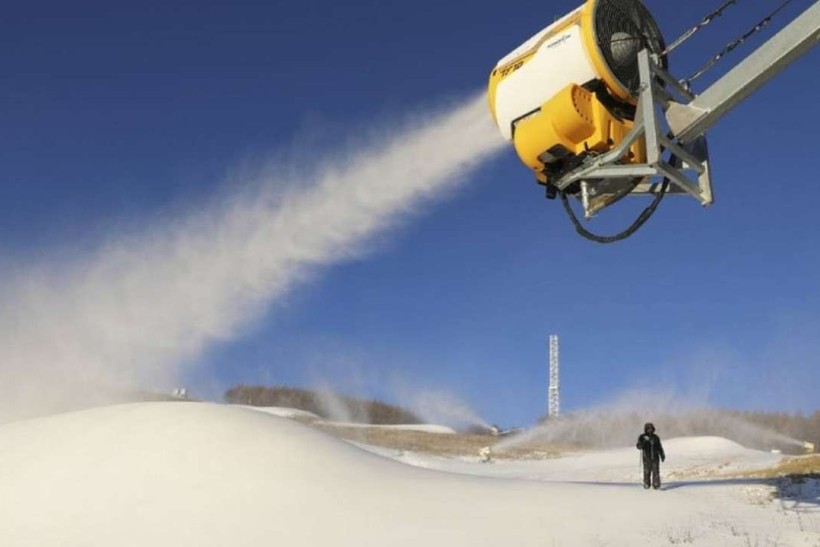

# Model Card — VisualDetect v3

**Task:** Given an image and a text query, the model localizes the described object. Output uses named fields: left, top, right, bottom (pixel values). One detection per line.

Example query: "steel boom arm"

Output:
left=668, top=0, right=820, bottom=143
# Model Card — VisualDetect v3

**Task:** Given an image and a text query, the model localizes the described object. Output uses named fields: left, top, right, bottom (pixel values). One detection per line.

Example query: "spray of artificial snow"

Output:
left=0, top=92, right=506, bottom=421
left=403, top=389, right=493, bottom=432
left=494, top=389, right=806, bottom=452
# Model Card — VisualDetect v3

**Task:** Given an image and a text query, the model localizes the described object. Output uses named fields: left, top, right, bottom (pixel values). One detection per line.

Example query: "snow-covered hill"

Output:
left=0, top=403, right=816, bottom=546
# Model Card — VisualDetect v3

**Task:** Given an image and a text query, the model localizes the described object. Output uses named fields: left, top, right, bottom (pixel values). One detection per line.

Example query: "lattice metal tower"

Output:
left=548, top=334, right=560, bottom=418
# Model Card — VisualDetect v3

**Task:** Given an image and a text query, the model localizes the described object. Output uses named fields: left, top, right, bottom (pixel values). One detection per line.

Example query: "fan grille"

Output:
left=593, top=0, right=666, bottom=94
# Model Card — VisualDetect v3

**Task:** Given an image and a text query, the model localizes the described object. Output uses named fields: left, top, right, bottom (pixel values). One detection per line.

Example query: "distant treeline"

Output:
left=224, top=385, right=423, bottom=425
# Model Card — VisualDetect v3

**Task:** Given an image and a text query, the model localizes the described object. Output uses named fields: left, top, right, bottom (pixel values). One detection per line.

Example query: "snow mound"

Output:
left=663, top=436, right=757, bottom=458
left=233, top=405, right=454, bottom=432
left=0, top=402, right=697, bottom=546
left=319, top=421, right=456, bottom=434
left=232, top=404, right=320, bottom=420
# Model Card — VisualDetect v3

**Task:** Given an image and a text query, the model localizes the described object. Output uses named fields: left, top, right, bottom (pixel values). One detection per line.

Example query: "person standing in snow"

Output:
left=636, top=422, right=665, bottom=489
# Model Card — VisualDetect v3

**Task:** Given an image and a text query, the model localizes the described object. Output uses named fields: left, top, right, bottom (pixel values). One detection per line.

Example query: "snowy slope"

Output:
left=317, top=420, right=457, bottom=434
left=233, top=404, right=455, bottom=432
left=0, top=403, right=816, bottom=546
left=398, top=436, right=782, bottom=483
left=232, top=404, right=321, bottom=420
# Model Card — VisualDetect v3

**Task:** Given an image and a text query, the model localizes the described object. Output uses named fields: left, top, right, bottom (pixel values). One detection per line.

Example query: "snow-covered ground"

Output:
left=317, top=420, right=457, bottom=434
left=388, top=436, right=782, bottom=482
left=232, top=404, right=321, bottom=420
left=233, top=404, right=455, bottom=432
left=0, top=402, right=817, bottom=546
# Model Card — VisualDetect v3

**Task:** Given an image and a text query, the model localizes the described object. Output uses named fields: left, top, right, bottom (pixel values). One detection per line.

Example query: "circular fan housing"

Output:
left=592, top=0, right=667, bottom=96
left=488, top=0, right=667, bottom=140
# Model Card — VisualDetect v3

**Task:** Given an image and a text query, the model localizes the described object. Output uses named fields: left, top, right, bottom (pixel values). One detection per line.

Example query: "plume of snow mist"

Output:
left=0, top=92, right=505, bottom=421
left=494, top=389, right=807, bottom=452
left=402, top=389, right=492, bottom=432
left=309, top=357, right=371, bottom=424
left=313, top=385, right=359, bottom=425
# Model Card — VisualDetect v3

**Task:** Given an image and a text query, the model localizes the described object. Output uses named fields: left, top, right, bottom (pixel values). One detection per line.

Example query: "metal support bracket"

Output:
left=555, top=49, right=713, bottom=218
left=553, top=0, right=820, bottom=219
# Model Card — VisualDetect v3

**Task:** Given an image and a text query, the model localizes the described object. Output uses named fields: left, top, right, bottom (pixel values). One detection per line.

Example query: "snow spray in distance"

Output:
left=403, top=389, right=493, bottom=432
left=304, top=360, right=492, bottom=430
left=494, top=389, right=807, bottom=452
left=0, top=92, right=506, bottom=421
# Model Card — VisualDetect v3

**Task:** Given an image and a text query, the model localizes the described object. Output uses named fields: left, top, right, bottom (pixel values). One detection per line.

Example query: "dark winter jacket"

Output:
left=636, top=433, right=665, bottom=462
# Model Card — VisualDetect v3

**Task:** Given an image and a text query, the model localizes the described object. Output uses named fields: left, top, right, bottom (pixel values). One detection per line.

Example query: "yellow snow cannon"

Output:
left=487, top=0, right=666, bottom=194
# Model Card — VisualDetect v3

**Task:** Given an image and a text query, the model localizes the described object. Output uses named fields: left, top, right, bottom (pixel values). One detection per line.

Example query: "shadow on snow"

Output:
left=557, top=475, right=820, bottom=512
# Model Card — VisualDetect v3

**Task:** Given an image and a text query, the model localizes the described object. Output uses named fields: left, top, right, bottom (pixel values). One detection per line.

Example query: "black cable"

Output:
left=559, top=179, right=669, bottom=244
left=559, top=154, right=682, bottom=244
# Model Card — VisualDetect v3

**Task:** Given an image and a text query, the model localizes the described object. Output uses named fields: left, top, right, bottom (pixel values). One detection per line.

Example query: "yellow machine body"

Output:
left=512, top=84, right=646, bottom=182
left=488, top=0, right=651, bottom=185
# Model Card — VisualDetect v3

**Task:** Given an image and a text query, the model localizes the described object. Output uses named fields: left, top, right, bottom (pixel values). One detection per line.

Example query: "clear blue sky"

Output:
left=2, top=0, right=819, bottom=426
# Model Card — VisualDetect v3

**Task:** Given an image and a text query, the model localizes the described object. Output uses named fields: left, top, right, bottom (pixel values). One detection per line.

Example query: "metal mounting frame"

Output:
left=555, top=49, right=713, bottom=219
left=555, top=0, right=820, bottom=219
